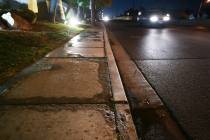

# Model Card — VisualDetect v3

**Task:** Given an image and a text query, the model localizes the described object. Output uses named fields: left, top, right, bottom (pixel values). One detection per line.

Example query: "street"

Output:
left=108, top=21, right=210, bottom=140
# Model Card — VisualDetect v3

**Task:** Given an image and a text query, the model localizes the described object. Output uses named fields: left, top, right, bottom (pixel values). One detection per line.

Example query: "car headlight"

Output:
left=102, top=16, right=110, bottom=22
left=150, top=15, right=159, bottom=23
left=163, top=16, right=170, bottom=21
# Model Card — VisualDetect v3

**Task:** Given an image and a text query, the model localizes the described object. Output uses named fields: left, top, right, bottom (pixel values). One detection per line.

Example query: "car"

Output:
left=137, top=10, right=171, bottom=26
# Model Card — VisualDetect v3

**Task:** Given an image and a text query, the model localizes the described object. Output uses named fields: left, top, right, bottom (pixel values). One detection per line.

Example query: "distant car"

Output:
left=138, top=10, right=171, bottom=25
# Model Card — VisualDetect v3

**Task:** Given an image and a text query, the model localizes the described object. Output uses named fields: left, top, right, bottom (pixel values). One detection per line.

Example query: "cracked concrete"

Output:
left=0, top=58, right=111, bottom=104
left=0, top=26, right=137, bottom=140
left=0, top=105, right=117, bottom=140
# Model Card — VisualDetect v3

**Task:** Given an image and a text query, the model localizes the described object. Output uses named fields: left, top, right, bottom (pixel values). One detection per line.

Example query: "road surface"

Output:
left=109, top=21, right=210, bottom=140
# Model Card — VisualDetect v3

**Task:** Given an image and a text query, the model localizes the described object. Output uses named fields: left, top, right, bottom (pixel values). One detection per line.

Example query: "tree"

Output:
left=63, top=0, right=77, bottom=16
left=58, top=0, right=66, bottom=20
left=90, top=0, right=95, bottom=24
left=48, top=0, right=65, bottom=22
left=28, top=0, right=38, bottom=13
left=96, top=0, right=112, bottom=8
left=36, top=0, right=111, bottom=23
left=45, top=0, right=50, bottom=12
left=91, top=0, right=112, bottom=25
left=49, top=0, right=57, bottom=22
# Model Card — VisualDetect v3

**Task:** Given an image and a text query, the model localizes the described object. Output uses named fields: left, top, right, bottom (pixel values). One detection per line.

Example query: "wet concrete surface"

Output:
left=0, top=105, right=117, bottom=140
left=0, top=29, right=120, bottom=140
left=46, top=32, right=104, bottom=58
left=0, top=58, right=111, bottom=104
left=0, top=27, right=139, bottom=140
left=109, top=21, right=210, bottom=139
left=47, top=47, right=105, bottom=58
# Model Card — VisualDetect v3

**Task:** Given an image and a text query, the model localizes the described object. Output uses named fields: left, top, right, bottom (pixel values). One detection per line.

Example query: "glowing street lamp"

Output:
left=65, top=17, right=81, bottom=26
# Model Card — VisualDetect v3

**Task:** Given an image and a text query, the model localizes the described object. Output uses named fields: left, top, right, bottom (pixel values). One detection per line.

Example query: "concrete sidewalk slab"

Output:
left=46, top=32, right=105, bottom=58
left=67, top=42, right=104, bottom=48
left=0, top=25, right=138, bottom=140
left=70, top=32, right=103, bottom=45
left=0, top=58, right=111, bottom=104
left=66, top=40, right=104, bottom=48
left=0, top=105, right=117, bottom=140
left=70, top=35, right=103, bottom=42
left=47, top=47, right=105, bottom=58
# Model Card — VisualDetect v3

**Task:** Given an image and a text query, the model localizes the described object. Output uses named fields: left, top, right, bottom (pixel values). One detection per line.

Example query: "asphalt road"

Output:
left=109, top=21, right=210, bottom=140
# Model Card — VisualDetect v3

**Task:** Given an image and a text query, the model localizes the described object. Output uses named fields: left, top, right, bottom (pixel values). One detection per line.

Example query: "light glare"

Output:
left=163, top=16, right=170, bottom=21
left=1, top=12, right=15, bottom=26
left=150, top=15, right=159, bottom=23
left=102, top=16, right=110, bottom=22
left=68, top=17, right=80, bottom=26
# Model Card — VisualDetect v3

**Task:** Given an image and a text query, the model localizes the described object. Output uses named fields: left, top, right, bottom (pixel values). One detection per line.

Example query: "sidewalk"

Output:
left=0, top=24, right=137, bottom=140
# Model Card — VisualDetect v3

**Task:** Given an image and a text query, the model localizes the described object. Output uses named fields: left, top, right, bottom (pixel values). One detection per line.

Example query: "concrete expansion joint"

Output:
left=103, top=23, right=139, bottom=140
left=0, top=25, right=138, bottom=140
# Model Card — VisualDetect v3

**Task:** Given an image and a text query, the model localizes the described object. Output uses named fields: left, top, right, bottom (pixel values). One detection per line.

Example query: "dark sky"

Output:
left=104, top=0, right=201, bottom=16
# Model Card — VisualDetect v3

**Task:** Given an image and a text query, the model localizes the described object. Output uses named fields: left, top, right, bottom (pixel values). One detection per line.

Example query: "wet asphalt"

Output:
left=108, top=21, right=210, bottom=140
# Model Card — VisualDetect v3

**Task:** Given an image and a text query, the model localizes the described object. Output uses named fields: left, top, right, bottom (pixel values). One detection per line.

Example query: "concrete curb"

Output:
left=103, top=24, right=138, bottom=140
left=103, top=26, right=127, bottom=103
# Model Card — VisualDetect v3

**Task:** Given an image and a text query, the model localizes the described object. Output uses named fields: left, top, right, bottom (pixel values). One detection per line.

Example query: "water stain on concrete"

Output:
left=0, top=105, right=117, bottom=140
left=0, top=58, right=111, bottom=104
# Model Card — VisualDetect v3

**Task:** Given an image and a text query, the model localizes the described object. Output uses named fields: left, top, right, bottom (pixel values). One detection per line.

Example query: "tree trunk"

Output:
left=90, top=0, right=96, bottom=25
left=58, top=0, right=65, bottom=21
left=49, top=0, right=57, bottom=23
left=28, top=0, right=38, bottom=13
left=46, top=0, right=50, bottom=12
left=65, top=6, right=71, bottom=16
left=77, top=5, right=81, bottom=19
left=197, top=0, right=204, bottom=18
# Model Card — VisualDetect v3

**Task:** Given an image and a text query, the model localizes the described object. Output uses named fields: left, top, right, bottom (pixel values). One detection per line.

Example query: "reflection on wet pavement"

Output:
left=46, top=31, right=105, bottom=58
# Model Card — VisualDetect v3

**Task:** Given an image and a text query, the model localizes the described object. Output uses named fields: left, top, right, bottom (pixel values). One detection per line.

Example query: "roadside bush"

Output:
left=0, top=0, right=37, bottom=24
left=12, top=9, right=37, bottom=23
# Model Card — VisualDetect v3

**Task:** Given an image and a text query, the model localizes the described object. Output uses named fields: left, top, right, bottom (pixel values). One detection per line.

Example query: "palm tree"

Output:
left=28, top=0, right=38, bottom=13
left=58, top=0, right=66, bottom=21
left=48, top=0, right=65, bottom=22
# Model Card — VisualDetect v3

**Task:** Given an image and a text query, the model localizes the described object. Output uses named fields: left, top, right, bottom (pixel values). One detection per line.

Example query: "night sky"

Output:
left=104, top=0, right=202, bottom=17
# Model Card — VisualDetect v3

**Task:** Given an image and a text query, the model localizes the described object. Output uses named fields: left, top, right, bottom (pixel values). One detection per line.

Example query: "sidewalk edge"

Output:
left=103, top=24, right=138, bottom=140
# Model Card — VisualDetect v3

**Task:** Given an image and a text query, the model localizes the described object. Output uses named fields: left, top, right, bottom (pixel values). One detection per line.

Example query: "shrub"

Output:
left=12, top=9, right=37, bottom=23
